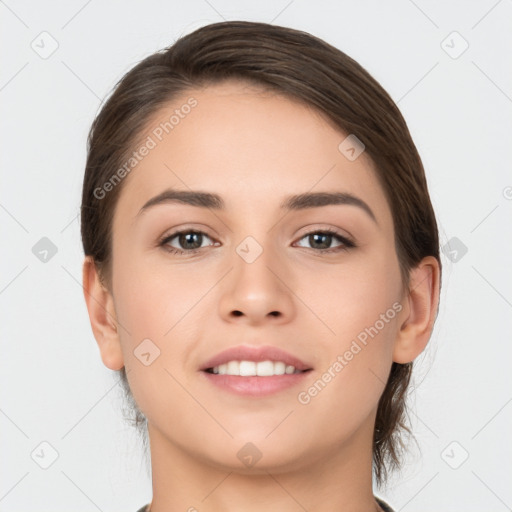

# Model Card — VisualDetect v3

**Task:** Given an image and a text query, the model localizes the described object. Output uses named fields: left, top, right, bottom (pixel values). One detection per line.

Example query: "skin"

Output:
left=83, top=80, right=440, bottom=512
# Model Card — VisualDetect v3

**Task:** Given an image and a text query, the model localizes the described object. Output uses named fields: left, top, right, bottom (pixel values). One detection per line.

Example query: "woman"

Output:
left=81, top=20, right=441, bottom=512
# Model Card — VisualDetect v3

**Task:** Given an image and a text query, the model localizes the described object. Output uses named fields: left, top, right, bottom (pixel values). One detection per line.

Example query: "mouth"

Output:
left=199, top=345, right=313, bottom=397
left=203, top=360, right=309, bottom=376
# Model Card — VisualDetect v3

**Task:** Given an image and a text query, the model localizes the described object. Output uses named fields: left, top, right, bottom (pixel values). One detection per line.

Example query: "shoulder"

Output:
left=375, top=496, right=395, bottom=512
left=135, top=500, right=394, bottom=512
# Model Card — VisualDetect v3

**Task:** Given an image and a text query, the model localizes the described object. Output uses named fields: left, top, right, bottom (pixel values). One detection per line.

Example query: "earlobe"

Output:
left=82, top=256, right=125, bottom=371
left=393, top=256, right=441, bottom=364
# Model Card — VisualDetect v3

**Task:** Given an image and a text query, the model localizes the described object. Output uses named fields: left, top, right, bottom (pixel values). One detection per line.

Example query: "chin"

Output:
left=196, top=434, right=313, bottom=474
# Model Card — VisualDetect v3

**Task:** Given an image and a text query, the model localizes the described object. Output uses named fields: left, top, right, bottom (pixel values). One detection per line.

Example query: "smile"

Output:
left=205, top=360, right=305, bottom=376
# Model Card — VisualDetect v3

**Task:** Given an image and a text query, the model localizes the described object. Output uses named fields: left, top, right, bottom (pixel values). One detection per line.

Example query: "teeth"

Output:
left=210, top=360, right=300, bottom=376
left=285, top=364, right=295, bottom=375
left=256, top=360, right=273, bottom=376
left=239, top=361, right=256, bottom=376
left=227, top=360, right=239, bottom=375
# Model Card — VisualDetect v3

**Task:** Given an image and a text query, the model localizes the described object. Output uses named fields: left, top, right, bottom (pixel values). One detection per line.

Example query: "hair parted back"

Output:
left=81, top=20, right=441, bottom=487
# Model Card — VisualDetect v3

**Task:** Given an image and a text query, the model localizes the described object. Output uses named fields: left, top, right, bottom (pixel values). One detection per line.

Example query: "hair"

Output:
left=81, top=20, right=442, bottom=487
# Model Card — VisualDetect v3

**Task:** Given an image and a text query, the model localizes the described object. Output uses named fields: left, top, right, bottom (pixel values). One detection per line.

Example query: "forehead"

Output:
left=113, top=80, right=393, bottom=230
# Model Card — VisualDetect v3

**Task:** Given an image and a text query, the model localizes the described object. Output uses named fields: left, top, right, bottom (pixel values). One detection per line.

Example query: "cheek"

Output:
left=300, top=245, right=402, bottom=344
left=296, top=283, right=401, bottom=443
left=113, top=245, right=203, bottom=335
left=295, top=350, right=388, bottom=450
left=299, top=246, right=402, bottom=401
left=112, top=249, right=214, bottom=386
left=111, top=258, right=203, bottom=418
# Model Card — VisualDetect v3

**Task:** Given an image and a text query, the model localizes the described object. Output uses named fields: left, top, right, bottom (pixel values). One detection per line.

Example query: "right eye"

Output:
left=159, top=230, right=217, bottom=255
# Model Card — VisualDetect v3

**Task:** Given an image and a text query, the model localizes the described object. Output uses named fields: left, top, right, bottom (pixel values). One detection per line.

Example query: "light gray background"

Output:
left=1, top=1, right=511, bottom=511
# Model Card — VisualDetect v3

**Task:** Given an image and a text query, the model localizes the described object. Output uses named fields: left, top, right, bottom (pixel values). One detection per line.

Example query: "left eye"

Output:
left=295, top=230, right=354, bottom=252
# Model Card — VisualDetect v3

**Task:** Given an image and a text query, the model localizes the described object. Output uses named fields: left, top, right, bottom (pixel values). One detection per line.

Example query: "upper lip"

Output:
left=200, top=344, right=313, bottom=372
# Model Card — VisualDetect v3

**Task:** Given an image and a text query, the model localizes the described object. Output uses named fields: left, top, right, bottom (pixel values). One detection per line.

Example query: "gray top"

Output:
left=136, top=496, right=395, bottom=511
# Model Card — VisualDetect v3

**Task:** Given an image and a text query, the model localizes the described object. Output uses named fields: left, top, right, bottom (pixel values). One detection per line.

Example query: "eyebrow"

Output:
left=137, top=189, right=377, bottom=223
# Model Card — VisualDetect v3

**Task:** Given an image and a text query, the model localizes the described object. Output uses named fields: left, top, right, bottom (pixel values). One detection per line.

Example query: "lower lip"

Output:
left=201, top=371, right=311, bottom=397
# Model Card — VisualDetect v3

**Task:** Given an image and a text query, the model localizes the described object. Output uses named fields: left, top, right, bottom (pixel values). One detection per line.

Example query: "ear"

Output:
left=82, top=256, right=124, bottom=370
left=393, top=256, right=441, bottom=363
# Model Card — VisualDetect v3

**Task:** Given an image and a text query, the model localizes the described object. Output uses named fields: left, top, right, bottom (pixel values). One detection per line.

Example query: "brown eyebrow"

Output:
left=137, top=189, right=377, bottom=224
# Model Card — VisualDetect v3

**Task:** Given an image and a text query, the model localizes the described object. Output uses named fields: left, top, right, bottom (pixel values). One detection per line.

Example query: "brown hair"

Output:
left=81, top=20, right=441, bottom=487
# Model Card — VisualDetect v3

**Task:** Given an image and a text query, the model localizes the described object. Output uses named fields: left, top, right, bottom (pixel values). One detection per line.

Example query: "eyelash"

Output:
left=158, top=228, right=356, bottom=256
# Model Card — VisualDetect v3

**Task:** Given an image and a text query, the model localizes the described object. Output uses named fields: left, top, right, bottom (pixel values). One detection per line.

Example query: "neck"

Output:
left=146, top=415, right=382, bottom=512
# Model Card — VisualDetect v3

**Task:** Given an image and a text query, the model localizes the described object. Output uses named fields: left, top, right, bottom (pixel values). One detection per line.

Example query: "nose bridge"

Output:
left=218, top=227, right=296, bottom=323
left=230, top=202, right=281, bottom=278
left=232, top=231, right=283, bottom=295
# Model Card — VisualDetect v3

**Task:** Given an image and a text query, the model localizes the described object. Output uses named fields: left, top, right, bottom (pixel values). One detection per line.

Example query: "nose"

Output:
left=217, top=240, right=296, bottom=326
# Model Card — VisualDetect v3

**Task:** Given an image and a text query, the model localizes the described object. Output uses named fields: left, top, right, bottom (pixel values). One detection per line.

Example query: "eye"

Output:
left=158, top=228, right=356, bottom=256
left=295, top=229, right=355, bottom=253
left=159, top=230, right=216, bottom=255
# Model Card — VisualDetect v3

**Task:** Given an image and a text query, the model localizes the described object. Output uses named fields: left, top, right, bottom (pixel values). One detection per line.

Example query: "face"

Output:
left=108, top=80, right=406, bottom=473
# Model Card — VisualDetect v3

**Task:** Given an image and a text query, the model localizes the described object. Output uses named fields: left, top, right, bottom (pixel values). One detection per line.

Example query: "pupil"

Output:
left=311, top=233, right=331, bottom=249
left=181, top=232, right=201, bottom=249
